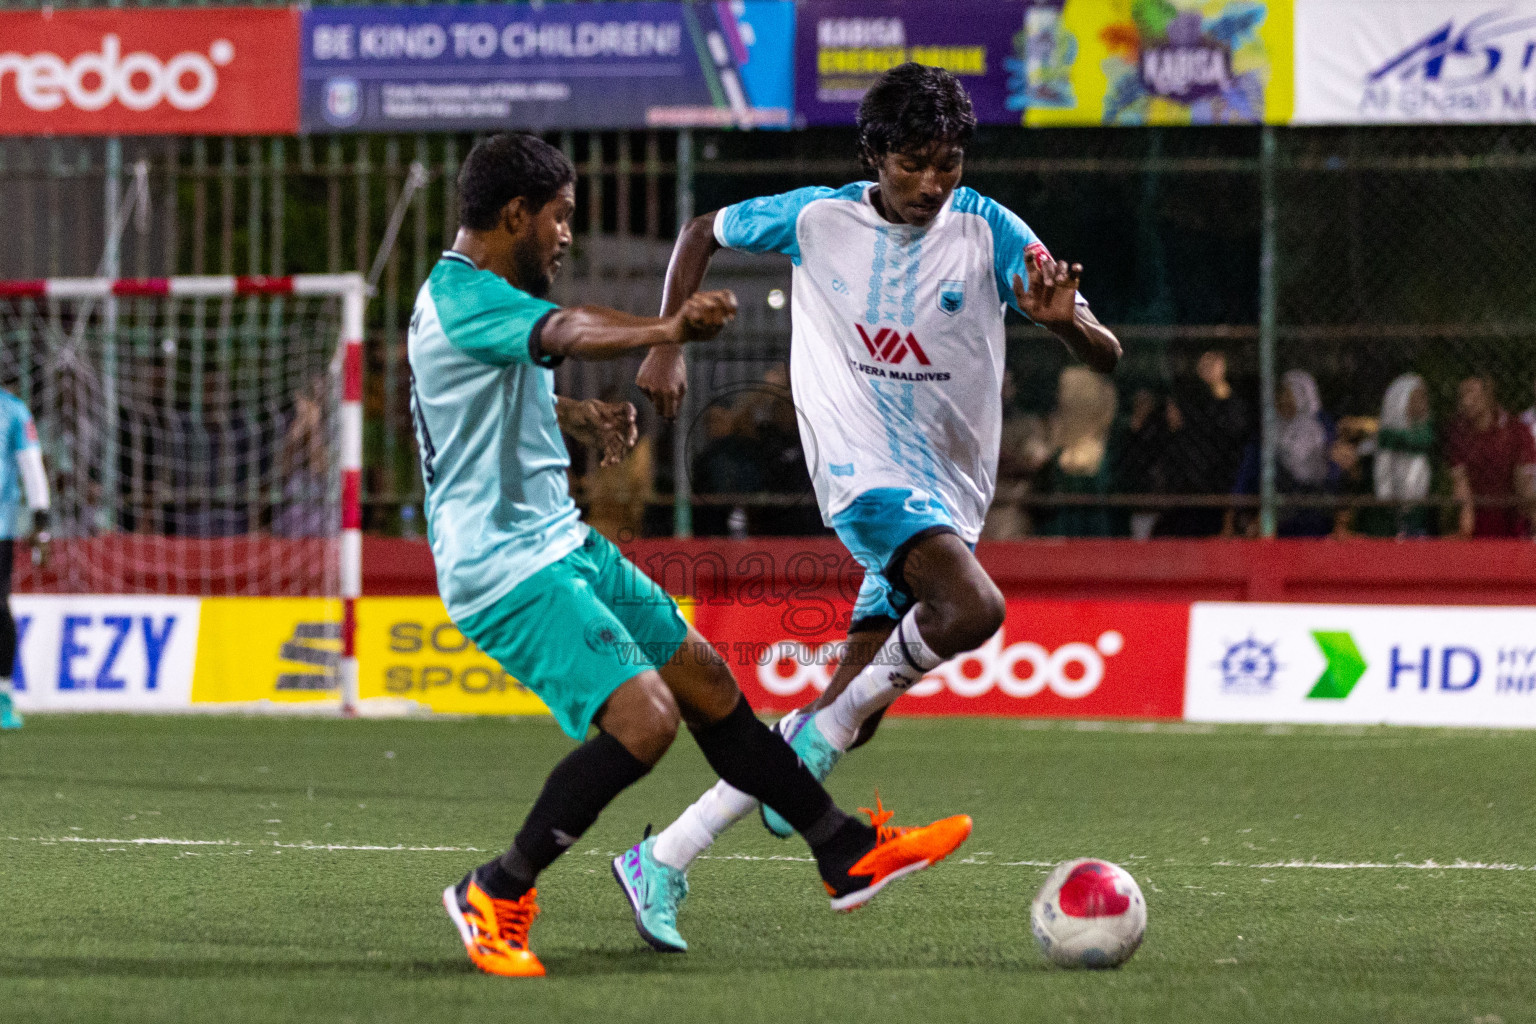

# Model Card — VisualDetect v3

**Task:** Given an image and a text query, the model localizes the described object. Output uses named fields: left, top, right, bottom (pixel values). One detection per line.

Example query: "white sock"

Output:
left=651, top=779, right=759, bottom=872
left=814, top=609, right=943, bottom=750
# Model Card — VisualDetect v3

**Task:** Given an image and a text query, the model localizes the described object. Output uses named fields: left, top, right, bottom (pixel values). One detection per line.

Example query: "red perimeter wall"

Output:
left=364, top=538, right=1536, bottom=606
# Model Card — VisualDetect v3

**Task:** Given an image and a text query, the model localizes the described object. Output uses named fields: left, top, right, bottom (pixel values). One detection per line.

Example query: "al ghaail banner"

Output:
left=1292, top=0, right=1536, bottom=124
left=301, top=2, right=795, bottom=133
left=0, top=7, right=300, bottom=136
left=1020, top=0, right=1293, bottom=126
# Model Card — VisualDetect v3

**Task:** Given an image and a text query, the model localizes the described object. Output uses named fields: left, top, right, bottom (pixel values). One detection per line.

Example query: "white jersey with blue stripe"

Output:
left=714, top=183, right=1085, bottom=542
left=408, top=252, right=587, bottom=619
left=0, top=389, right=40, bottom=540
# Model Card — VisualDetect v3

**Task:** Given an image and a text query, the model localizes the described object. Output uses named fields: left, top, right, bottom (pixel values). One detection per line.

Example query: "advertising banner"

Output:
left=697, top=598, right=1189, bottom=719
left=300, top=2, right=794, bottom=133
left=1186, top=602, right=1536, bottom=727
left=0, top=8, right=299, bottom=136
left=355, top=597, right=552, bottom=716
left=1294, top=0, right=1536, bottom=124
left=191, top=598, right=343, bottom=706
left=10, top=595, right=200, bottom=712
left=794, top=0, right=1026, bottom=125
left=1022, top=0, right=1293, bottom=126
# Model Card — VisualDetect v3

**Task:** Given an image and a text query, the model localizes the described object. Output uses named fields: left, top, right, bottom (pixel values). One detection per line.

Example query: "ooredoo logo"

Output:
left=0, top=9, right=299, bottom=136
left=0, top=35, right=234, bottom=113
left=757, top=628, right=1125, bottom=700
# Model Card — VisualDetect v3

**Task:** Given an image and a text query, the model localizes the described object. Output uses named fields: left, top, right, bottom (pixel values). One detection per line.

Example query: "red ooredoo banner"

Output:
left=0, top=8, right=299, bottom=136
left=692, top=599, right=1189, bottom=719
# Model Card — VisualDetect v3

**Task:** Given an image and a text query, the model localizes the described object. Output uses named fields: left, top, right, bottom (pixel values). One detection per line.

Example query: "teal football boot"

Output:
left=761, top=711, right=843, bottom=838
left=0, top=691, right=22, bottom=729
left=612, top=835, right=689, bottom=952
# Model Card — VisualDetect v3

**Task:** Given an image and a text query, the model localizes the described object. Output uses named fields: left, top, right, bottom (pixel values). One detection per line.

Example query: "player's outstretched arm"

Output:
left=639, top=211, right=724, bottom=419
left=1013, top=252, right=1122, bottom=375
left=539, top=288, right=736, bottom=363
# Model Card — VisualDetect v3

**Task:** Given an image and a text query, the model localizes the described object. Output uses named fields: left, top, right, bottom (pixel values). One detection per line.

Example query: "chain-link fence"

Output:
left=3, top=121, right=1534, bottom=539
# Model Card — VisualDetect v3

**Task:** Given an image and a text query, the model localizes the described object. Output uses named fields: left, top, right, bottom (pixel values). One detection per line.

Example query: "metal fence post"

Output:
left=102, top=135, right=121, bottom=532
left=1258, top=126, right=1279, bottom=539
left=672, top=128, right=695, bottom=539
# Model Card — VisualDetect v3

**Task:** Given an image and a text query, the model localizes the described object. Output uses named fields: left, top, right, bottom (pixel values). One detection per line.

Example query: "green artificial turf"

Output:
left=3, top=714, right=1535, bottom=1023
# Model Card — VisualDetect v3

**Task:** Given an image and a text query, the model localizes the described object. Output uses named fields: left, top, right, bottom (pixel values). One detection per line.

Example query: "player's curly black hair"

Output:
left=457, top=133, right=576, bottom=231
left=856, top=63, right=977, bottom=171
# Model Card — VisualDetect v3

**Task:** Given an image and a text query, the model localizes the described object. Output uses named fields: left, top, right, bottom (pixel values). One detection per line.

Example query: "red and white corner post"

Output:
left=337, top=275, right=367, bottom=716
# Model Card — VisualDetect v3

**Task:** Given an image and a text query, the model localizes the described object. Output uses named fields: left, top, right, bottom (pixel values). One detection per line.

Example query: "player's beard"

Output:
left=513, top=237, right=557, bottom=298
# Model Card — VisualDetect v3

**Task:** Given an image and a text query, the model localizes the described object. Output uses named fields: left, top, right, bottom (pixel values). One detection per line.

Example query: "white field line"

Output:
left=9, top=836, right=1536, bottom=873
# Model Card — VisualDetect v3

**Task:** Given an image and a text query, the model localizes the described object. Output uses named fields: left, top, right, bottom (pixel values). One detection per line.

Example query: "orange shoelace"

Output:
left=491, top=892, right=540, bottom=949
left=860, top=792, right=911, bottom=846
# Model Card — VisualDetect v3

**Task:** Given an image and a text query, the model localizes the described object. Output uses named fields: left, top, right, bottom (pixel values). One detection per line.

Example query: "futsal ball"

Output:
left=1031, top=859, right=1146, bottom=968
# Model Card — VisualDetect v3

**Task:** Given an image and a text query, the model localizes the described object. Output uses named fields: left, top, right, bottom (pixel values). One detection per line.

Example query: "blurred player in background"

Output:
left=0, top=388, right=50, bottom=730
left=629, top=63, right=1121, bottom=946
left=413, top=134, right=971, bottom=977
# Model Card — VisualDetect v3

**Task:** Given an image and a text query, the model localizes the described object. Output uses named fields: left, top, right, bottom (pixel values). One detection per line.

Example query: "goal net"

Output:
left=0, top=275, right=364, bottom=603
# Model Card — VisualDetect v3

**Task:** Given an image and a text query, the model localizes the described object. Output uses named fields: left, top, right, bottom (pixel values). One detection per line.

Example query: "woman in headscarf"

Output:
left=1369, top=373, right=1434, bottom=537
left=1231, top=369, right=1338, bottom=536
left=1039, top=365, right=1119, bottom=537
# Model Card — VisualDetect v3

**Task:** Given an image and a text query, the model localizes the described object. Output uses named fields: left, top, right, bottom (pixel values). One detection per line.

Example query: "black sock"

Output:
left=690, top=695, right=872, bottom=863
left=475, top=730, right=650, bottom=900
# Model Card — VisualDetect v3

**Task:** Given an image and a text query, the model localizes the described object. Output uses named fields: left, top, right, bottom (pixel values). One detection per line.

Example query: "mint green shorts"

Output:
left=456, top=529, right=688, bottom=739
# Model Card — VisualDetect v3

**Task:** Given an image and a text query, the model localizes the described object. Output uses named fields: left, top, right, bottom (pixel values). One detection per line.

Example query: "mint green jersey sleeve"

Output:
left=427, top=258, right=561, bottom=367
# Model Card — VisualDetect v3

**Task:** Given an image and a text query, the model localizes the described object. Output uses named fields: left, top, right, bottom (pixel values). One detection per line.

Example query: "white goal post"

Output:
left=0, top=273, right=367, bottom=714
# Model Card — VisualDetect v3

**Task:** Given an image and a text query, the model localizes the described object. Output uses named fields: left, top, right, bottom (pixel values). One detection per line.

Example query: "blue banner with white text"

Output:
left=300, top=2, right=795, bottom=133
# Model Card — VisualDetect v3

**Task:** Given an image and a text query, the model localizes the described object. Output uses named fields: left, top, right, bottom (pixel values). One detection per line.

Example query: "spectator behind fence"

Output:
left=1522, top=372, right=1536, bottom=446
left=1446, top=375, right=1536, bottom=538
left=691, top=400, right=763, bottom=538
left=1231, top=369, right=1338, bottom=537
left=1116, top=385, right=1175, bottom=540
left=1158, top=350, right=1249, bottom=537
left=1366, top=373, right=1435, bottom=537
left=1038, top=366, right=1118, bottom=538
left=982, top=369, right=1051, bottom=540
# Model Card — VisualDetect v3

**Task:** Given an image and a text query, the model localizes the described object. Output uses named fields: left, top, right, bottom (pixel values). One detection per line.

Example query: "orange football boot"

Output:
left=825, top=794, right=973, bottom=912
left=442, top=872, right=546, bottom=977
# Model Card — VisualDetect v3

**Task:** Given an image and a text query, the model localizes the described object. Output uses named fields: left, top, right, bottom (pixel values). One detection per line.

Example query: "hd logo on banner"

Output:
left=1186, top=602, right=1536, bottom=727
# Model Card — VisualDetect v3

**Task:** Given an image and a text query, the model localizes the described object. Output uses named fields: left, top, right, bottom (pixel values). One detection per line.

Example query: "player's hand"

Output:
left=672, top=289, right=737, bottom=344
left=638, top=347, right=687, bottom=420
left=31, top=532, right=51, bottom=569
left=570, top=399, right=638, bottom=467
left=1014, top=252, right=1082, bottom=329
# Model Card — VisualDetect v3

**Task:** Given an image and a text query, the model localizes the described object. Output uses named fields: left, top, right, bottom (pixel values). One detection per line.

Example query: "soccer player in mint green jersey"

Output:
left=0, top=389, right=51, bottom=730
left=416, top=134, right=971, bottom=977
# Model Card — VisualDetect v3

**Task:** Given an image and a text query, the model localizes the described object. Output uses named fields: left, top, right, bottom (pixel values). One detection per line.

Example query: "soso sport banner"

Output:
left=1186, top=602, right=1536, bottom=727
left=301, top=2, right=795, bottom=132
left=0, top=7, right=300, bottom=136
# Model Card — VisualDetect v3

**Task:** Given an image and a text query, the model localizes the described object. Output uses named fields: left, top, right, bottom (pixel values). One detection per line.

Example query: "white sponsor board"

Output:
left=1295, top=0, right=1536, bottom=124
left=1187, top=602, right=1536, bottom=727
left=11, top=596, right=201, bottom=711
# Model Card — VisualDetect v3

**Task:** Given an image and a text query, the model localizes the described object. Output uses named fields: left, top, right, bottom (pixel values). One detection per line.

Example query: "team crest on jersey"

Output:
left=937, top=280, right=965, bottom=316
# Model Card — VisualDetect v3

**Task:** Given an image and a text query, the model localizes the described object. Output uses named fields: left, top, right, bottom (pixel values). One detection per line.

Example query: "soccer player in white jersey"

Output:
left=413, top=134, right=971, bottom=977
left=624, top=63, right=1121, bottom=947
left=0, top=389, right=51, bottom=730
